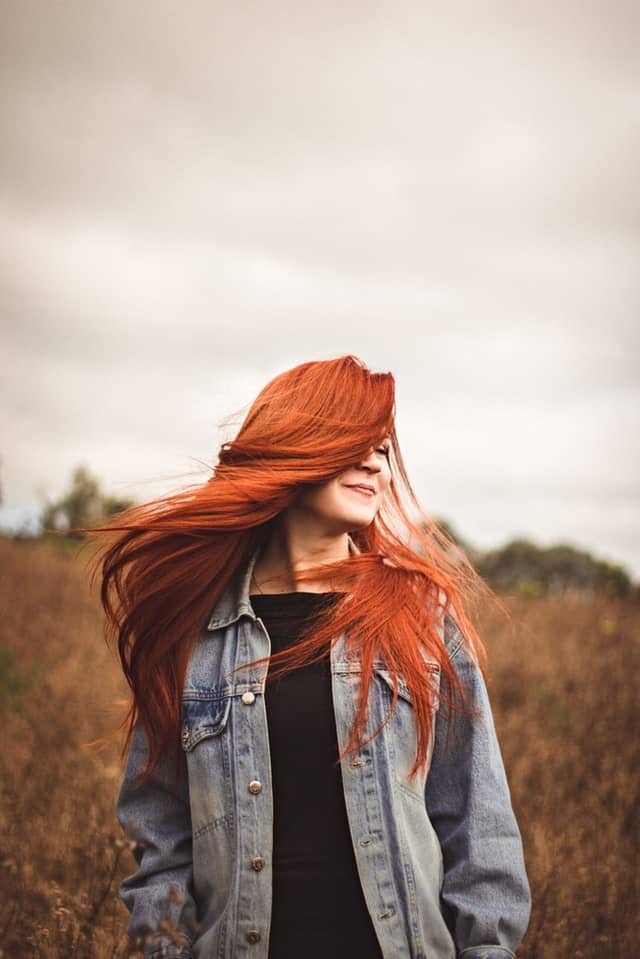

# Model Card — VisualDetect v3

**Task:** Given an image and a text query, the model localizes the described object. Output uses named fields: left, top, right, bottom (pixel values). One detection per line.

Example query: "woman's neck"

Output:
left=252, top=521, right=350, bottom=594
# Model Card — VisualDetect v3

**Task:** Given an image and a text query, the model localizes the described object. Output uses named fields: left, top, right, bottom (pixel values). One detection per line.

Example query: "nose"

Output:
left=358, top=447, right=382, bottom=473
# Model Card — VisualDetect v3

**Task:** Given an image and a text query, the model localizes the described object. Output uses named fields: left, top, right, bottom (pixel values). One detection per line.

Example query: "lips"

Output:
left=345, top=484, right=376, bottom=497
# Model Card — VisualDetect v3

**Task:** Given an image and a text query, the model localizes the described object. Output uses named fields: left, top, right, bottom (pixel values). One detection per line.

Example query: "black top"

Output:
left=250, top=591, right=383, bottom=959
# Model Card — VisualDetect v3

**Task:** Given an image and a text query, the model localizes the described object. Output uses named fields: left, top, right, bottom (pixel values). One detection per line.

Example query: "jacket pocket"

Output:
left=180, top=691, right=231, bottom=751
left=373, top=663, right=441, bottom=801
left=374, top=662, right=441, bottom=713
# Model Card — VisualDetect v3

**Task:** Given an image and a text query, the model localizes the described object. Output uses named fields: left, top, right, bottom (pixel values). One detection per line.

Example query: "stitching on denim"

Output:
left=443, top=614, right=465, bottom=661
left=396, top=777, right=427, bottom=804
left=193, top=813, right=233, bottom=841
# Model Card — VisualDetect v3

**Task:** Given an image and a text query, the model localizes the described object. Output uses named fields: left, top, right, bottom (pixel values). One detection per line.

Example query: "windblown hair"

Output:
left=91, top=354, right=491, bottom=783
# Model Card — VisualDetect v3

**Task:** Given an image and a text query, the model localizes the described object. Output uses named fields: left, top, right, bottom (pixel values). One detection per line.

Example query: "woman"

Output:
left=95, top=355, right=531, bottom=959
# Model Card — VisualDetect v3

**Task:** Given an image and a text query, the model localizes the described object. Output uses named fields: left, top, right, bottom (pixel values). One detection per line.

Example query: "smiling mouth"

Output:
left=346, top=485, right=376, bottom=498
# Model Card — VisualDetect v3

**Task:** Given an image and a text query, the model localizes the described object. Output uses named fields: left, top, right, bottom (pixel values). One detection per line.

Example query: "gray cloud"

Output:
left=1, top=1, right=639, bottom=575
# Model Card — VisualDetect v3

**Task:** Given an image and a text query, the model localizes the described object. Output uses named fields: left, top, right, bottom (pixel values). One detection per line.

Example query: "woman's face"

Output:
left=294, top=438, right=392, bottom=532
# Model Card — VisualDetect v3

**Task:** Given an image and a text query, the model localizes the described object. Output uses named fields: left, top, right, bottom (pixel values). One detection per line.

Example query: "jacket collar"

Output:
left=206, top=533, right=361, bottom=631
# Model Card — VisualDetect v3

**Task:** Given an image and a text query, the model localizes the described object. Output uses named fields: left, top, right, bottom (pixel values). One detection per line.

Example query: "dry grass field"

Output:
left=1, top=535, right=638, bottom=958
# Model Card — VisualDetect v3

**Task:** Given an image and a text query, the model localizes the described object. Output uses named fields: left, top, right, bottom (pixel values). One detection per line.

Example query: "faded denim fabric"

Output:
left=116, top=538, right=531, bottom=959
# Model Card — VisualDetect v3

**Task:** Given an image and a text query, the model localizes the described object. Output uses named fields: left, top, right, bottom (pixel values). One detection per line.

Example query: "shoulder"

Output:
left=442, top=613, right=467, bottom=662
left=429, top=584, right=467, bottom=664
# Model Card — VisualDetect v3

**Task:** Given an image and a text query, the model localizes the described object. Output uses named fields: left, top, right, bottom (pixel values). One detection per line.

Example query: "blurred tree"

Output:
left=41, top=465, right=134, bottom=538
left=417, top=520, right=635, bottom=598
left=432, top=516, right=470, bottom=551
left=474, top=538, right=633, bottom=598
left=423, top=516, right=482, bottom=567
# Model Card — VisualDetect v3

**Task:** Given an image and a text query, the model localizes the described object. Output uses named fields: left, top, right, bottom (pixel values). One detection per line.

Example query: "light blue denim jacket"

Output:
left=116, top=538, right=531, bottom=959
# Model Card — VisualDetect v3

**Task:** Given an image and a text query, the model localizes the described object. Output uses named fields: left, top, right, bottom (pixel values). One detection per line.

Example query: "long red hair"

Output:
left=90, top=355, right=491, bottom=782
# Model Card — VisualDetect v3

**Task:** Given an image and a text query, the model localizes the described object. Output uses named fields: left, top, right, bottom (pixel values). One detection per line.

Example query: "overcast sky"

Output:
left=1, top=1, right=639, bottom=577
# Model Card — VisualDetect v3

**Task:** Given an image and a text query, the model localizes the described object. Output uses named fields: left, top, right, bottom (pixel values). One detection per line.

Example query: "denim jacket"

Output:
left=116, top=537, right=531, bottom=959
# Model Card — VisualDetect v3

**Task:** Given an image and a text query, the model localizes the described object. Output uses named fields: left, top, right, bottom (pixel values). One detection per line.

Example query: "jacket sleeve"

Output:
left=116, top=720, right=197, bottom=959
left=425, top=615, right=532, bottom=959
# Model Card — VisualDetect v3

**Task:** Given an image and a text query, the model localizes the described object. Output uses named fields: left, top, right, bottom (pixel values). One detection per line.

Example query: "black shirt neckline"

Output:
left=249, top=591, right=345, bottom=599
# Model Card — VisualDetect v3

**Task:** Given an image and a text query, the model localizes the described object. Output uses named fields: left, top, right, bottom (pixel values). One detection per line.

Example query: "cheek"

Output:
left=300, top=484, right=341, bottom=514
left=317, top=483, right=357, bottom=516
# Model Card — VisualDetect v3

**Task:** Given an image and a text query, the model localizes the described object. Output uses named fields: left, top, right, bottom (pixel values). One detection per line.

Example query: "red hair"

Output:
left=90, top=355, right=491, bottom=782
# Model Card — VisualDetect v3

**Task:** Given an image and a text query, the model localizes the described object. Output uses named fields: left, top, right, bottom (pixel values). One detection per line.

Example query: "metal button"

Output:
left=246, top=930, right=261, bottom=944
left=251, top=856, right=265, bottom=872
left=248, top=780, right=262, bottom=795
left=241, top=691, right=256, bottom=705
left=377, top=906, right=395, bottom=919
left=181, top=727, right=189, bottom=743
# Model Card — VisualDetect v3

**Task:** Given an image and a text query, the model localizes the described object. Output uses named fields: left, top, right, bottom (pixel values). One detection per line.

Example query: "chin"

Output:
left=340, top=509, right=376, bottom=529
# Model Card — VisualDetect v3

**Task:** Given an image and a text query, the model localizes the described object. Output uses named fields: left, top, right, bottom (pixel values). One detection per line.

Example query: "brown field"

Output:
left=1, top=536, right=638, bottom=958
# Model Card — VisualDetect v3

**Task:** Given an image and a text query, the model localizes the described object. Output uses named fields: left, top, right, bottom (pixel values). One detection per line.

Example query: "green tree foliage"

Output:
left=423, top=519, right=635, bottom=597
left=474, top=538, right=633, bottom=598
left=433, top=516, right=472, bottom=552
left=41, top=465, right=134, bottom=538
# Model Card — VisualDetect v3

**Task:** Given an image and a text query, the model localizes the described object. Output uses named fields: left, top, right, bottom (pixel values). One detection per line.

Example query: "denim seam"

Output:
left=446, top=638, right=464, bottom=662
left=193, top=812, right=233, bottom=841
left=396, top=777, right=426, bottom=804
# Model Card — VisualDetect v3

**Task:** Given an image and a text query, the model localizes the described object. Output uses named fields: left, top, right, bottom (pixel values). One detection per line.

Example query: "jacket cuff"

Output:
left=138, top=933, right=193, bottom=959
left=459, top=948, right=516, bottom=959
left=147, top=951, right=191, bottom=959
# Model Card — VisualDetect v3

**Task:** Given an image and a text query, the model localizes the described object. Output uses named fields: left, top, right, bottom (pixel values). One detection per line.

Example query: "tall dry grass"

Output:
left=0, top=536, right=637, bottom=957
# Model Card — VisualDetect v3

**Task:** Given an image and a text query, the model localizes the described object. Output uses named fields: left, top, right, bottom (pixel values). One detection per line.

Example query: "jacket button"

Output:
left=251, top=856, right=265, bottom=871
left=246, top=930, right=261, bottom=944
left=241, top=691, right=256, bottom=705
left=181, top=727, right=189, bottom=743
left=248, top=780, right=262, bottom=795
